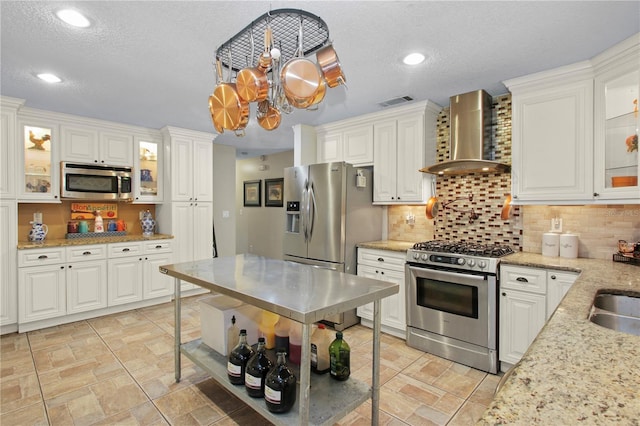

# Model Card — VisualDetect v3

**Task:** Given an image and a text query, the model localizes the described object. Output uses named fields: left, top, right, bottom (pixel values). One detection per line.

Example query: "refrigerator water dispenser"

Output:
left=286, top=201, right=300, bottom=233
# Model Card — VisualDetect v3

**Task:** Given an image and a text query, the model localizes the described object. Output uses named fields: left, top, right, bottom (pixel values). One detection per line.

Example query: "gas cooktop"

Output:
left=407, top=240, right=514, bottom=273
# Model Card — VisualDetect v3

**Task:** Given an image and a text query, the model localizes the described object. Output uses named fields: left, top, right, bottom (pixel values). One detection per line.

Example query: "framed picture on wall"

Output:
left=243, top=180, right=261, bottom=207
left=264, top=178, right=284, bottom=207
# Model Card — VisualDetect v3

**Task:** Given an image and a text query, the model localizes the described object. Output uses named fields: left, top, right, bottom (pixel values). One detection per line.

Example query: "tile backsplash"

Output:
left=389, top=93, right=639, bottom=259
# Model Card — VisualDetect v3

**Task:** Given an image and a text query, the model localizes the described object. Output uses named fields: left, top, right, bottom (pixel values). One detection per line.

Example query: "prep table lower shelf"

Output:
left=181, top=339, right=371, bottom=426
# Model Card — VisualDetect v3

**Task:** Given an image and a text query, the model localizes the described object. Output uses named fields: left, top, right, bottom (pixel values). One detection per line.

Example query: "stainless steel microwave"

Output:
left=61, top=162, right=133, bottom=201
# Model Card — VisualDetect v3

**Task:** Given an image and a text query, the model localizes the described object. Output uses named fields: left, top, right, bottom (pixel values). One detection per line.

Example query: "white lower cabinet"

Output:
left=356, top=248, right=406, bottom=338
left=1, top=201, right=18, bottom=333
left=18, top=239, right=173, bottom=331
left=499, top=265, right=578, bottom=369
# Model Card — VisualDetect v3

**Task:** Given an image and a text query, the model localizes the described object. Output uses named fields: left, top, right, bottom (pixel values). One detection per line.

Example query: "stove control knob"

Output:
left=421, top=254, right=429, bottom=261
left=478, top=260, right=487, bottom=269
left=413, top=252, right=420, bottom=260
left=467, top=259, right=476, bottom=267
left=457, top=257, right=465, bottom=265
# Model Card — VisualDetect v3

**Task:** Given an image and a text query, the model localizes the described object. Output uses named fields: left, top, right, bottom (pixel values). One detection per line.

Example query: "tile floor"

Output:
left=1, top=294, right=501, bottom=425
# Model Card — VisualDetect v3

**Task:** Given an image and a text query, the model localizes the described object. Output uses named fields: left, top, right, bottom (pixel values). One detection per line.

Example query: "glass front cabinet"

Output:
left=18, top=115, right=60, bottom=202
left=133, top=134, right=163, bottom=203
left=593, top=41, right=640, bottom=201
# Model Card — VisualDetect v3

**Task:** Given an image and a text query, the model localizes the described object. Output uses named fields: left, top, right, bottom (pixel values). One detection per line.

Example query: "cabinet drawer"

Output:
left=143, top=239, right=173, bottom=254
left=357, top=248, right=406, bottom=271
left=18, top=247, right=65, bottom=267
left=500, top=265, right=546, bottom=294
left=66, top=244, right=107, bottom=262
left=108, top=242, right=144, bottom=258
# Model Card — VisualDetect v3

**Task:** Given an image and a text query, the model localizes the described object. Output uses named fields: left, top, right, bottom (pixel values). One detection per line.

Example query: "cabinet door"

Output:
left=395, top=114, right=426, bottom=202
left=343, top=125, right=373, bottom=165
left=593, top=60, right=639, bottom=201
left=379, top=268, right=406, bottom=333
left=1, top=201, right=17, bottom=327
left=171, top=137, right=194, bottom=201
left=317, top=132, right=342, bottom=164
left=0, top=106, right=17, bottom=198
left=18, top=264, right=66, bottom=323
left=171, top=202, right=194, bottom=264
left=134, top=136, right=163, bottom=203
left=18, top=117, right=60, bottom=202
left=373, top=120, right=398, bottom=202
left=546, top=270, right=578, bottom=319
left=61, top=125, right=100, bottom=163
left=511, top=80, right=594, bottom=202
left=193, top=139, right=213, bottom=202
left=499, top=289, right=546, bottom=365
left=144, top=253, right=173, bottom=299
left=108, top=257, right=143, bottom=306
left=100, top=131, right=133, bottom=166
left=67, top=260, right=108, bottom=314
left=193, top=202, right=214, bottom=261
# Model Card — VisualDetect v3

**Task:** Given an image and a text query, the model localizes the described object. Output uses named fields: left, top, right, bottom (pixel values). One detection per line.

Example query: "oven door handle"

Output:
left=407, top=264, right=488, bottom=285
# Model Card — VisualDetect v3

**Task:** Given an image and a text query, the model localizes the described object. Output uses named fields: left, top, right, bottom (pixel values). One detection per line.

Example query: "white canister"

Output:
left=542, top=232, right=560, bottom=257
left=560, top=233, right=579, bottom=258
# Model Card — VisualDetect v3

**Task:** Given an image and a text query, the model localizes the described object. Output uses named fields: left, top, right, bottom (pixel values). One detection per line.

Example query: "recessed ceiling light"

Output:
left=37, top=73, right=62, bottom=83
left=56, top=9, right=90, bottom=28
left=403, top=53, right=425, bottom=65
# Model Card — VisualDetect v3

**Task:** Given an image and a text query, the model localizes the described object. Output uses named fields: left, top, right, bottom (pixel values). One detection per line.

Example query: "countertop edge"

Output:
left=18, top=233, right=174, bottom=249
left=357, top=240, right=416, bottom=252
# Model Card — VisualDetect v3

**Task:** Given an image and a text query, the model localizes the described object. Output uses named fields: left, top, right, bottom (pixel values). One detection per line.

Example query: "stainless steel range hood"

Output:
left=420, top=89, right=510, bottom=175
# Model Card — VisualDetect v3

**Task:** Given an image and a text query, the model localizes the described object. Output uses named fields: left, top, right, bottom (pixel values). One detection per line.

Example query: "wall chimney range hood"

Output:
left=420, top=89, right=510, bottom=175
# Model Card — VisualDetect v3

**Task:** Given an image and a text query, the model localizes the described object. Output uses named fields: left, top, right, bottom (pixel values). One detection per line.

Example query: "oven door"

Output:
left=406, top=263, right=495, bottom=349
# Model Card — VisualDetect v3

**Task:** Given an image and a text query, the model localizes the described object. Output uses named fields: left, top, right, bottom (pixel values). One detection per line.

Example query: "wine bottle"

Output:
left=264, top=350, right=297, bottom=413
left=244, top=337, right=273, bottom=398
left=329, top=331, right=350, bottom=381
left=227, top=329, right=255, bottom=385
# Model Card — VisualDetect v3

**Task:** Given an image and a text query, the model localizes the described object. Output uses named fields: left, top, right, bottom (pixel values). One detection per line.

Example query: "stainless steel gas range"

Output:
left=405, top=241, right=514, bottom=374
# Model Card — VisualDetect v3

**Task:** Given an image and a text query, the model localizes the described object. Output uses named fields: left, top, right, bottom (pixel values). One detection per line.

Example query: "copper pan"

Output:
left=316, top=43, right=346, bottom=88
left=280, top=18, right=322, bottom=107
left=236, top=28, right=269, bottom=103
left=425, top=196, right=440, bottom=220
left=209, top=52, right=249, bottom=135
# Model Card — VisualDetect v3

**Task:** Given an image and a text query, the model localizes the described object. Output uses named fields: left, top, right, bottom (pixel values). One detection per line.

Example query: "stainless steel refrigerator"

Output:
left=283, top=162, right=383, bottom=330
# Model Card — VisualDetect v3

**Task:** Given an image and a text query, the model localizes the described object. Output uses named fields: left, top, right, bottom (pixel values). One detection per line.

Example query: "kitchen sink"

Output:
left=589, top=291, right=640, bottom=337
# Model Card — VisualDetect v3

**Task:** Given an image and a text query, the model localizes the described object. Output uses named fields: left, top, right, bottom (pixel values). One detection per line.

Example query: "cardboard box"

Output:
left=199, top=295, right=262, bottom=355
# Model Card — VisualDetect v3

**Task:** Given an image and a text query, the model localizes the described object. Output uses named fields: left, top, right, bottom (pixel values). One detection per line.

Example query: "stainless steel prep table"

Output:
left=160, top=254, right=398, bottom=426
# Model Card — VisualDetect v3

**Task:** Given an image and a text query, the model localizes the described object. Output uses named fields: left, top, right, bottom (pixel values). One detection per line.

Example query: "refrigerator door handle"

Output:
left=308, top=182, right=317, bottom=241
left=302, top=181, right=309, bottom=242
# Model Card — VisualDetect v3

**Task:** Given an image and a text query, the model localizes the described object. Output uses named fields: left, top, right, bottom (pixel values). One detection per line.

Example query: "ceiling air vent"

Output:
left=378, top=95, right=413, bottom=108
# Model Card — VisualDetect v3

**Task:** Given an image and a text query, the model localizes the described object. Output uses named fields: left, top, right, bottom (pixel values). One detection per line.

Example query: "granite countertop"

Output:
left=357, top=240, right=417, bottom=252
left=479, top=252, right=640, bottom=424
left=17, top=233, right=173, bottom=249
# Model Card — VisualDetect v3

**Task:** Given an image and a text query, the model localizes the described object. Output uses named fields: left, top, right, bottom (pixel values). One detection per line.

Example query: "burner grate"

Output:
left=412, top=240, right=514, bottom=258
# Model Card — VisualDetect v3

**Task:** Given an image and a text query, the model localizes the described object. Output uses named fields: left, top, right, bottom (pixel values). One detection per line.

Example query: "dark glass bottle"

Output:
left=244, top=337, right=273, bottom=398
left=329, top=331, right=350, bottom=381
left=227, top=329, right=255, bottom=385
left=264, top=350, right=297, bottom=413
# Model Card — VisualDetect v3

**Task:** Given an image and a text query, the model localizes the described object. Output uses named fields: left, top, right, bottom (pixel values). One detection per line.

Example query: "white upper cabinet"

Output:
left=0, top=97, right=23, bottom=199
left=593, top=34, right=640, bottom=202
left=133, top=134, right=163, bottom=203
left=61, top=124, right=133, bottom=166
left=506, top=33, right=640, bottom=205
left=317, top=123, right=374, bottom=166
left=163, top=127, right=214, bottom=202
left=506, top=63, right=594, bottom=203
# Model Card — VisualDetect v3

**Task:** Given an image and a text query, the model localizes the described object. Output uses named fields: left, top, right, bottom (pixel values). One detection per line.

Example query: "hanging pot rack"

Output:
left=215, top=8, right=330, bottom=72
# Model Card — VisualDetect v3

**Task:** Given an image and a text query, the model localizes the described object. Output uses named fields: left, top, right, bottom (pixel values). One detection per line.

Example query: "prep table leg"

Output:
left=299, top=323, right=311, bottom=424
left=174, top=277, right=182, bottom=383
left=372, top=299, right=381, bottom=425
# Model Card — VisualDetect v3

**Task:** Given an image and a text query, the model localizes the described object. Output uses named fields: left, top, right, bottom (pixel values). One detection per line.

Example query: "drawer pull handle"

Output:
left=38, top=255, right=48, bottom=259
left=516, top=277, right=528, bottom=283
left=502, top=292, right=507, bottom=296
left=377, top=257, right=384, bottom=262
left=122, top=248, right=130, bottom=252
left=155, top=245, right=162, bottom=249
left=82, top=251, right=92, bottom=256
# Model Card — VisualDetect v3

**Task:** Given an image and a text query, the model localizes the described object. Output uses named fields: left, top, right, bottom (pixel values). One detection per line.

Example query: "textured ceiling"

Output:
left=1, top=1, right=639, bottom=157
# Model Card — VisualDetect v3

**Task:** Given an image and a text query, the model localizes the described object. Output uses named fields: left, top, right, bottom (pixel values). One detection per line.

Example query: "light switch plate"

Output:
left=551, top=218, right=563, bottom=233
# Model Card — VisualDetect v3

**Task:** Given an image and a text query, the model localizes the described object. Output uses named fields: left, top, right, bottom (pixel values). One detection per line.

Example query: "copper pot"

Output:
left=258, top=105, right=281, bottom=131
left=316, top=43, right=346, bottom=88
left=501, top=194, right=512, bottom=220
left=425, top=196, right=440, bottom=220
